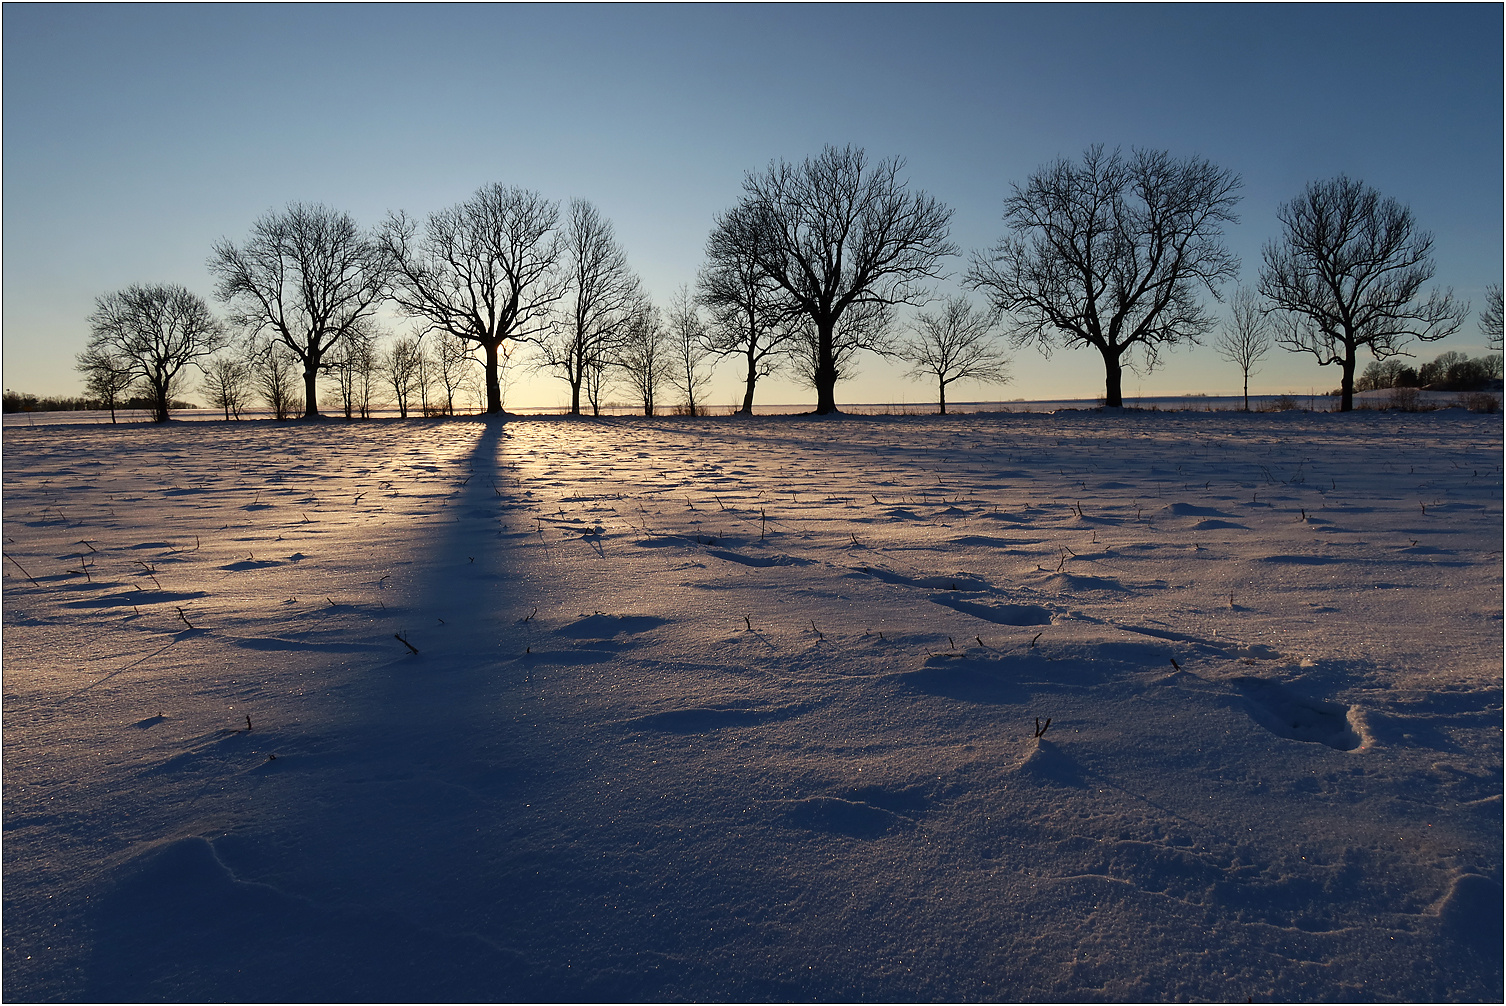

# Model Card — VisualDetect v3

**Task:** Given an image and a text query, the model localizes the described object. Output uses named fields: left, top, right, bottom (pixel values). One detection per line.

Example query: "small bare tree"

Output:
left=383, top=336, right=424, bottom=418
left=1259, top=175, right=1466, bottom=411
left=698, top=206, right=799, bottom=413
left=322, top=323, right=377, bottom=419
left=380, top=185, right=565, bottom=415
left=210, top=203, right=389, bottom=418
left=432, top=330, right=479, bottom=415
left=615, top=300, right=671, bottom=416
left=897, top=296, right=1011, bottom=414
left=666, top=286, right=713, bottom=415
left=1215, top=287, right=1272, bottom=410
left=969, top=146, right=1241, bottom=408
left=1481, top=284, right=1503, bottom=352
left=75, top=346, right=137, bottom=423
left=200, top=355, right=252, bottom=419
left=535, top=200, right=640, bottom=414
left=246, top=337, right=303, bottom=419
left=83, top=284, right=227, bottom=422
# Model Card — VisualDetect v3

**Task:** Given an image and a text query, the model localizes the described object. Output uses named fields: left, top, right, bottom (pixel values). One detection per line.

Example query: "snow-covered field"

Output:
left=3, top=410, right=1501, bottom=1001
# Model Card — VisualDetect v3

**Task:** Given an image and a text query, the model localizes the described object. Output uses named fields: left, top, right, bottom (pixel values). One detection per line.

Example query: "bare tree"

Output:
left=83, top=284, right=226, bottom=422
left=1215, top=287, right=1272, bottom=410
left=380, top=185, right=565, bottom=415
left=1259, top=176, right=1466, bottom=411
left=666, top=286, right=713, bottom=415
left=1481, top=284, right=1503, bottom=352
left=75, top=345, right=137, bottom=423
left=535, top=200, right=640, bottom=415
left=582, top=356, right=612, bottom=416
left=969, top=146, right=1240, bottom=408
left=323, top=322, right=378, bottom=419
left=698, top=205, right=800, bottom=413
left=210, top=203, right=389, bottom=418
left=200, top=355, right=252, bottom=420
left=897, top=296, right=1011, bottom=414
left=413, top=341, right=435, bottom=416
left=246, top=337, right=303, bottom=419
left=429, top=330, right=473, bottom=414
left=727, top=146, right=956, bottom=414
left=383, top=335, right=424, bottom=418
left=615, top=299, right=671, bottom=416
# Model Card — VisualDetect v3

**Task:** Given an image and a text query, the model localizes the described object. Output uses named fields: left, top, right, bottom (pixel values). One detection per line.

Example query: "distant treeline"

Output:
left=1355, top=351, right=1503, bottom=393
left=4, top=390, right=196, bottom=414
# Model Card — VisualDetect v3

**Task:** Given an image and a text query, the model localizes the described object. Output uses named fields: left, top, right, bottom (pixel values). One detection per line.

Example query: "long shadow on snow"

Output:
left=81, top=418, right=573, bottom=1001
left=83, top=417, right=818, bottom=1003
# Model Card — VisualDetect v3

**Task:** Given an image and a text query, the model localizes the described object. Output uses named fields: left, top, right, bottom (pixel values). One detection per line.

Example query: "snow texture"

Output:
left=3, top=409, right=1501, bottom=1001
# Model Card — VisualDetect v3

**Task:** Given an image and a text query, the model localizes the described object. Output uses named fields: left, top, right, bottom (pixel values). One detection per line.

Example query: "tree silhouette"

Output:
left=82, top=284, right=226, bottom=422
left=210, top=204, right=389, bottom=418
left=896, top=296, right=1010, bottom=414
left=1214, top=287, right=1272, bottom=411
left=1259, top=175, right=1465, bottom=411
left=536, top=201, right=640, bottom=415
left=615, top=299, right=670, bottom=416
left=666, top=286, right=712, bottom=416
left=698, top=204, right=800, bottom=414
left=75, top=345, right=136, bottom=424
left=969, top=146, right=1240, bottom=408
left=199, top=355, right=251, bottom=420
left=1481, top=284, right=1502, bottom=352
left=726, top=146, right=955, bottom=414
left=380, top=185, right=565, bottom=415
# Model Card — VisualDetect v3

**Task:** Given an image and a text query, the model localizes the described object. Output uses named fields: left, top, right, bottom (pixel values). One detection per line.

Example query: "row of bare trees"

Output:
left=76, top=146, right=1496, bottom=421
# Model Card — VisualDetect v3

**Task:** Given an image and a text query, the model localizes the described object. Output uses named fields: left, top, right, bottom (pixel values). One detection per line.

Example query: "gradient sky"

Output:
left=4, top=4, right=1501, bottom=407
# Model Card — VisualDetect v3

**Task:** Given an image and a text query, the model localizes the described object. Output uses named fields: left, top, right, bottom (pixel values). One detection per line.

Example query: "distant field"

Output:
left=1, top=390, right=1489, bottom=427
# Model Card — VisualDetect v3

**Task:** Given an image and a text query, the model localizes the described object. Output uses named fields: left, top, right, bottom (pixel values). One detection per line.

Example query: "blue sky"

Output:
left=4, top=4, right=1501, bottom=406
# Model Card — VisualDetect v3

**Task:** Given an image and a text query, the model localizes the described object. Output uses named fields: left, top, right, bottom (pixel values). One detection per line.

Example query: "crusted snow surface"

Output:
left=3, top=410, right=1501, bottom=1001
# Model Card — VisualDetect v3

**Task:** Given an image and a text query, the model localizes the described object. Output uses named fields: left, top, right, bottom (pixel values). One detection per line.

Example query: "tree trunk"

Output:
left=483, top=341, right=502, bottom=414
left=1243, top=370, right=1250, bottom=411
left=938, top=378, right=948, bottom=416
left=740, top=346, right=757, bottom=414
left=302, top=359, right=320, bottom=418
left=1339, top=344, right=1357, bottom=412
left=570, top=379, right=582, bottom=416
left=152, top=380, right=170, bottom=423
left=813, top=318, right=839, bottom=414
left=1103, top=350, right=1124, bottom=408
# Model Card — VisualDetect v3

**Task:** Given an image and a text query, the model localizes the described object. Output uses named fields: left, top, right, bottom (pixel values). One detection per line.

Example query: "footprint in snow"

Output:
left=624, top=702, right=805, bottom=733
left=554, top=612, right=665, bottom=638
left=781, top=796, right=901, bottom=839
left=858, top=567, right=990, bottom=592
left=706, top=549, right=812, bottom=568
left=1162, top=502, right=1234, bottom=518
left=933, top=596, right=1052, bottom=625
left=1232, top=677, right=1365, bottom=751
